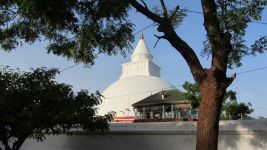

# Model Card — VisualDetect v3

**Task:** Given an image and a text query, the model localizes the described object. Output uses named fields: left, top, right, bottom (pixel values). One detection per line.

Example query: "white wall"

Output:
left=18, top=119, right=267, bottom=150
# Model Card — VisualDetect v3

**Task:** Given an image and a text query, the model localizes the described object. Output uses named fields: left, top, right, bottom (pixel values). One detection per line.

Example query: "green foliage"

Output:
left=0, top=67, right=112, bottom=150
left=221, top=89, right=254, bottom=120
left=152, top=5, right=187, bottom=28
left=182, top=81, right=253, bottom=120
left=182, top=81, right=200, bottom=109
left=0, top=0, right=134, bottom=65
left=202, top=0, right=267, bottom=68
left=170, top=7, right=187, bottom=28
left=222, top=101, right=254, bottom=120
left=223, top=90, right=237, bottom=102
left=0, top=0, right=266, bottom=68
left=251, top=36, right=267, bottom=55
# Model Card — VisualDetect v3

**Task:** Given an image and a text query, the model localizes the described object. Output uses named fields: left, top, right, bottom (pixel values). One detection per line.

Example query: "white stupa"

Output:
left=98, top=34, right=174, bottom=117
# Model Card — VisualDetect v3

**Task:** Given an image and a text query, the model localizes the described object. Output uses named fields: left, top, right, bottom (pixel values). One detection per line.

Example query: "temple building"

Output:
left=98, top=34, right=196, bottom=122
left=132, top=89, right=197, bottom=122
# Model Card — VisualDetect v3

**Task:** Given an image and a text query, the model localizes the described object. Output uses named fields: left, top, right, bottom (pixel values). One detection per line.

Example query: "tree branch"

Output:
left=140, top=0, right=148, bottom=9
left=170, top=5, right=180, bottom=20
left=129, top=0, right=162, bottom=23
left=201, top=0, right=231, bottom=72
left=201, top=0, right=223, bottom=46
left=153, top=34, right=166, bottom=48
left=164, top=29, right=204, bottom=82
left=225, top=73, right=236, bottom=88
left=130, top=0, right=204, bottom=82
left=160, top=0, right=168, bottom=18
left=218, top=0, right=229, bottom=31
left=0, top=11, right=18, bottom=25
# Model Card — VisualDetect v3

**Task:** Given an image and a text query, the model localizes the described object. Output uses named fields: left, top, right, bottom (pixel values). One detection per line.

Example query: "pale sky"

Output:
left=0, top=1, right=266, bottom=117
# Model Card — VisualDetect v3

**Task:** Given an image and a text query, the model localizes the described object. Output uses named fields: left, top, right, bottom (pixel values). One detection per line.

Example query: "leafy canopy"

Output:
left=0, top=0, right=134, bottom=65
left=0, top=0, right=266, bottom=68
left=0, top=67, right=112, bottom=150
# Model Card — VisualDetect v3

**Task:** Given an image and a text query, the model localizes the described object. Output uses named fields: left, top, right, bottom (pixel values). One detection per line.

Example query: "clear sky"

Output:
left=0, top=1, right=266, bottom=117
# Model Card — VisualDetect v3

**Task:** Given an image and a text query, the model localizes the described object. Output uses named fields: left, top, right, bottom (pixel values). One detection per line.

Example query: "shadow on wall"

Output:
left=218, top=119, right=267, bottom=150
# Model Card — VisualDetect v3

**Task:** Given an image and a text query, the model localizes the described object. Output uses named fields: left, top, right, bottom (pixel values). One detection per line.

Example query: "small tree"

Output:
left=222, top=101, right=254, bottom=120
left=0, top=67, right=112, bottom=150
left=182, top=81, right=254, bottom=120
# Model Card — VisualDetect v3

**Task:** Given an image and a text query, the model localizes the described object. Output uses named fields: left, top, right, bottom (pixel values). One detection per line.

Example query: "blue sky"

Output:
left=0, top=1, right=266, bottom=117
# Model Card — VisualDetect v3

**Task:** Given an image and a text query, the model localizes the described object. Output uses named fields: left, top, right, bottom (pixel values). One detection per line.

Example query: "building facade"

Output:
left=132, top=89, right=197, bottom=122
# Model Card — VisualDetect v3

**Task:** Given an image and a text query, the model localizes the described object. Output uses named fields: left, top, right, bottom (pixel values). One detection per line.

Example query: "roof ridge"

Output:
left=132, top=89, right=189, bottom=107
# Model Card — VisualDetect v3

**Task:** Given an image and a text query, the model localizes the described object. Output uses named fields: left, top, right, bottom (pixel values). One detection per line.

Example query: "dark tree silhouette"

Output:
left=0, top=67, right=112, bottom=150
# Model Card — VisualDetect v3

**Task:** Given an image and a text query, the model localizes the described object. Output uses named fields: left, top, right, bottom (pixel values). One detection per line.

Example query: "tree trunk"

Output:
left=128, top=1, right=233, bottom=149
left=196, top=72, right=227, bottom=150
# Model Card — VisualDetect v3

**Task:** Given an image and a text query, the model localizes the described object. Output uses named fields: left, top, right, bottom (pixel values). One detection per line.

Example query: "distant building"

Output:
left=132, top=89, right=197, bottom=122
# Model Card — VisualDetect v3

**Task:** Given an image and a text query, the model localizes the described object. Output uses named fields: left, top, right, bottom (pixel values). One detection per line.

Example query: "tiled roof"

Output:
left=132, top=89, right=190, bottom=107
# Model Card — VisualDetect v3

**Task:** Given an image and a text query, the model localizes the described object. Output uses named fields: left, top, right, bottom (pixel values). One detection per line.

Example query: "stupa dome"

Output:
left=98, top=34, right=174, bottom=117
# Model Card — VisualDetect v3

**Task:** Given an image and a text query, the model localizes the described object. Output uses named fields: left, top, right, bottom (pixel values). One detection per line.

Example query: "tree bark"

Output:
left=196, top=70, right=227, bottom=150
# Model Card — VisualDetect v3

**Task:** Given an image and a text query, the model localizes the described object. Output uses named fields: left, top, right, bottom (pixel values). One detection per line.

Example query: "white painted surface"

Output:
left=130, top=36, right=153, bottom=63
left=20, top=119, right=267, bottom=150
left=121, top=35, right=158, bottom=78
left=99, top=75, right=174, bottom=116
left=98, top=36, right=174, bottom=116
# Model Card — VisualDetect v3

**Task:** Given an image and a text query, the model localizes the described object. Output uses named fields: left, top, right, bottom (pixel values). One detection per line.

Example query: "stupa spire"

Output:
left=131, top=34, right=153, bottom=62
left=140, top=33, right=144, bottom=39
left=120, top=34, right=161, bottom=79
